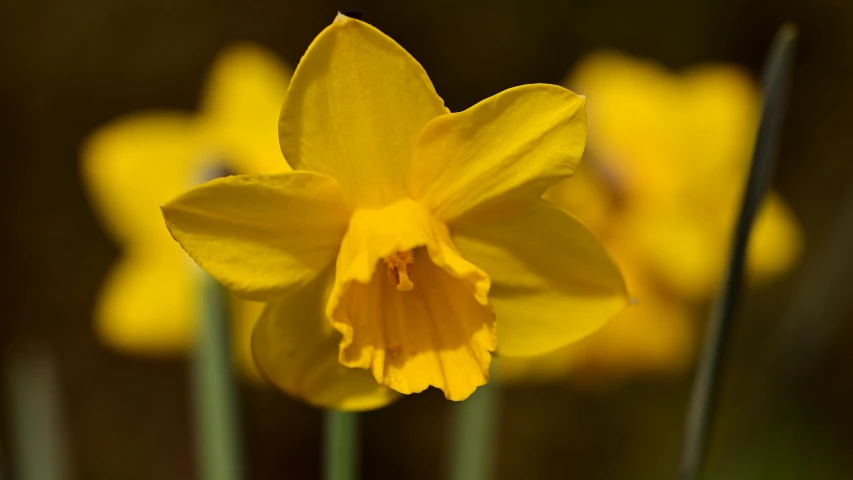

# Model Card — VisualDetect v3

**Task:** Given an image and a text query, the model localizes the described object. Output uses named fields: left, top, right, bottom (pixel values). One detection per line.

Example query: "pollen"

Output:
left=385, top=250, right=415, bottom=292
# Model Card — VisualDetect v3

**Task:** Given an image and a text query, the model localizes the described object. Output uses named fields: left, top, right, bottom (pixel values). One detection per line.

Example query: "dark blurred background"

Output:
left=2, top=0, right=853, bottom=479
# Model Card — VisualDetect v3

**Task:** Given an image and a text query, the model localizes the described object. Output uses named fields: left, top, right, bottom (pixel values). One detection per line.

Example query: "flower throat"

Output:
left=385, top=250, right=414, bottom=291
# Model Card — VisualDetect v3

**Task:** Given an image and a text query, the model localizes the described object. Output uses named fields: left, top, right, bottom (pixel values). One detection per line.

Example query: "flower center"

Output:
left=385, top=250, right=415, bottom=291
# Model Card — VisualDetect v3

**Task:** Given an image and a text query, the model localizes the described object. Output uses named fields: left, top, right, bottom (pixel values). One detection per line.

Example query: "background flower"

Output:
left=501, top=52, right=803, bottom=383
left=81, top=44, right=291, bottom=377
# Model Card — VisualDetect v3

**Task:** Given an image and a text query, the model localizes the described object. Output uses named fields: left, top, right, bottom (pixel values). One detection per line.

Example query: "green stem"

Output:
left=677, top=25, right=797, bottom=480
left=4, top=347, right=68, bottom=480
left=324, top=410, right=359, bottom=480
left=449, top=376, right=500, bottom=480
left=194, top=273, right=243, bottom=480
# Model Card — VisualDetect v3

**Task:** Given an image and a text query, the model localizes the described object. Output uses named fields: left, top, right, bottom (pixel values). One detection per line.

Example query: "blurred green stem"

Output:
left=5, top=347, right=68, bottom=480
left=324, top=410, right=359, bottom=480
left=194, top=273, right=243, bottom=480
left=677, top=25, right=797, bottom=480
left=449, top=373, right=500, bottom=480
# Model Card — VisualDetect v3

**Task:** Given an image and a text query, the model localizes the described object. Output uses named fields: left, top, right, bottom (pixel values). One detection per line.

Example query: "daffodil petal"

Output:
left=252, top=267, right=400, bottom=411
left=498, top=294, right=694, bottom=383
left=411, top=84, right=586, bottom=225
left=83, top=113, right=201, bottom=352
left=82, top=113, right=200, bottom=244
left=279, top=13, right=448, bottom=207
left=96, top=251, right=196, bottom=354
left=567, top=52, right=684, bottom=199
left=161, top=171, right=350, bottom=301
left=453, top=200, right=628, bottom=357
left=542, top=167, right=617, bottom=237
left=496, top=221, right=695, bottom=383
left=625, top=204, right=727, bottom=299
left=327, top=199, right=496, bottom=400
left=567, top=290, right=694, bottom=376
left=201, top=43, right=292, bottom=174
left=747, top=192, right=803, bottom=280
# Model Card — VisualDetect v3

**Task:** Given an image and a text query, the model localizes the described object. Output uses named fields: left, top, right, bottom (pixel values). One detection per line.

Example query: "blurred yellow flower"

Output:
left=82, top=44, right=291, bottom=378
left=502, top=51, right=803, bottom=383
left=161, top=14, right=628, bottom=410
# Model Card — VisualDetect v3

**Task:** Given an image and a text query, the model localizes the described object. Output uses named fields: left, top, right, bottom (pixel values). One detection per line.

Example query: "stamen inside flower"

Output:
left=385, top=250, right=415, bottom=291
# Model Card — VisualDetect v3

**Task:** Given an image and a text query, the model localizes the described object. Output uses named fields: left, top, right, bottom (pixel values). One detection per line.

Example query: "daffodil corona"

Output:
left=162, top=14, right=628, bottom=410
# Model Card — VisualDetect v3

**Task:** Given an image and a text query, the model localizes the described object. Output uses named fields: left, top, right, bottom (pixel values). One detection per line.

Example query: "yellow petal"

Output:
left=200, top=43, right=292, bottom=174
left=328, top=199, right=496, bottom=400
left=161, top=171, right=351, bottom=300
left=499, top=253, right=695, bottom=384
left=681, top=66, right=759, bottom=184
left=624, top=204, right=726, bottom=299
left=567, top=52, right=758, bottom=204
left=82, top=114, right=204, bottom=354
left=626, top=192, right=802, bottom=299
left=748, top=192, right=803, bottom=281
left=543, top=165, right=617, bottom=236
left=82, top=114, right=200, bottom=245
left=95, top=249, right=196, bottom=354
left=453, top=200, right=628, bottom=357
left=499, top=293, right=694, bottom=384
left=252, top=267, right=400, bottom=410
left=99, top=243, right=275, bottom=378
left=411, top=84, right=586, bottom=226
left=568, top=289, right=694, bottom=377
left=279, top=13, right=448, bottom=207
left=567, top=51, right=683, bottom=199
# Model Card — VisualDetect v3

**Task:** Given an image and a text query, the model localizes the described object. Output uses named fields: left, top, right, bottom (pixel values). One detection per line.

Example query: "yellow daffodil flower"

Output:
left=161, top=14, right=628, bottom=410
left=501, top=51, right=803, bottom=383
left=82, top=44, right=291, bottom=378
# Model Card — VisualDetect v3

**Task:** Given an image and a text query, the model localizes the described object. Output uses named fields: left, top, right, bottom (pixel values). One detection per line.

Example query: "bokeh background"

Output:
left=2, top=0, right=853, bottom=479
